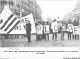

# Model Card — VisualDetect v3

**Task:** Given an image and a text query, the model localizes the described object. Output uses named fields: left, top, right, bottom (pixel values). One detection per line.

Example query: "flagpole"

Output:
left=20, top=0, right=22, bottom=17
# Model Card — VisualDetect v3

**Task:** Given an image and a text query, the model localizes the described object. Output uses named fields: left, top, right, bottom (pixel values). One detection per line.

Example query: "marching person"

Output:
left=51, top=19, right=58, bottom=41
left=44, top=21, right=50, bottom=41
left=24, top=20, right=31, bottom=42
left=36, top=21, right=43, bottom=41
left=61, top=20, right=67, bottom=40
left=57, top=21, right=62, bottom=40
left=73, top=19, right=79, bottom=40
left=67, top=20, right=73, bottom=40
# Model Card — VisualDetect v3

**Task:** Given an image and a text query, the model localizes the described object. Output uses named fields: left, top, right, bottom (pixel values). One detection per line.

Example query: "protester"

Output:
left=24, top=20, right=31, bottom=42
left=44, top=22, right=49, bottom=41
left=73, top=19, right=79, bottom=40
left=67, top=20, right=73, bottom=40
left=51, top=19, right=58, bottom=41
left=61, top=21, right=66, bottom=40
left=36, top=21, right=43, bottom=41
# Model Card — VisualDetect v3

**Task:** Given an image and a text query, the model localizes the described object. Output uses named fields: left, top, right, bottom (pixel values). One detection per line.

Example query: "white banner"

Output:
left=44, top=25, right=50, bottom=33
left=73, top=26, right=79, bottom=35
left=51, top=22, right=58, bottom=32
left=36, top=25, right=43, bottom=34
left=67, top=24, right=73, bottom=32
left=10, top=14, right=36, bottom=34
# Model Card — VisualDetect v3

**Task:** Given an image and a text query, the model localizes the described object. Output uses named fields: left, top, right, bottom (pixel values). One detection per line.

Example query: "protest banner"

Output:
left=67, top=24, right=73, bottom=32
left=73, top=26, right=79, bottom=35
left=10, top=13, right=36, bottom=34
left=51, top=22, right=58, bottom=32
left=36, top=25, right=43, bottom=34
left=44, top=25, right=50, bottom=33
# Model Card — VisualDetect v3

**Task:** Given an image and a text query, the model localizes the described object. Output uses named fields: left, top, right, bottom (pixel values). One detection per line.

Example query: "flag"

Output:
left=0, top=5, right=20, bottom=34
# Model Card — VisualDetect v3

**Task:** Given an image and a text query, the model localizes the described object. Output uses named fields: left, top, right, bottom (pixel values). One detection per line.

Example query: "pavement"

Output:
left=0, top=34, right=80, bottom=47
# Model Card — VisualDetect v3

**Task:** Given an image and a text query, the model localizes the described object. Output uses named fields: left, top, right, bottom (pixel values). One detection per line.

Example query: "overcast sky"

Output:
left=37, top=0, right=77, bottom=21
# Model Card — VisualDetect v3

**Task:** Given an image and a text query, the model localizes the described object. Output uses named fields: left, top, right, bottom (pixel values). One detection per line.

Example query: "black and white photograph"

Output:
left=0, top=0, right=80, bottom=58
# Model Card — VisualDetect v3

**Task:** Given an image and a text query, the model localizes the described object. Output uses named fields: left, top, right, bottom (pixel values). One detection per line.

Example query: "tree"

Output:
left=16, top=0, right=42, bottom=21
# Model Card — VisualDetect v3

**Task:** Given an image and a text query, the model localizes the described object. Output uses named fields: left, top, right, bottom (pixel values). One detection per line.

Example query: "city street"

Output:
left=1, top=34, right=80, bottom=47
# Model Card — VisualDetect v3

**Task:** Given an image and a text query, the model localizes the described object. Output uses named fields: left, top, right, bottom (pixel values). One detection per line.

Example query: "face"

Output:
left=26, top=20, right=30, bottom=24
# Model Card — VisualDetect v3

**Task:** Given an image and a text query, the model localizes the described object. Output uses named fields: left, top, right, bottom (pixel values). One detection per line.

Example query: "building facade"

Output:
left=0, top=0, right=42, bottom=22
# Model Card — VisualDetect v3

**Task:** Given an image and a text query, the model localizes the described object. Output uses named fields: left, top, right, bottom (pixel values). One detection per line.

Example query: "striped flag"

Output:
left=0, top=5, right=20, bottom=34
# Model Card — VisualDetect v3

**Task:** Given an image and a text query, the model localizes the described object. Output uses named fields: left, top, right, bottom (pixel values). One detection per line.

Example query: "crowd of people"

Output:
left=1, top=18, right=79, bottom=43
left=35, top=19, right=79, bottom=41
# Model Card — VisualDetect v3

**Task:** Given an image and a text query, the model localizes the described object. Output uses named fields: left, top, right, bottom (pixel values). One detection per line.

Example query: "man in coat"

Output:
left=24, top=20, right=31, bottom=42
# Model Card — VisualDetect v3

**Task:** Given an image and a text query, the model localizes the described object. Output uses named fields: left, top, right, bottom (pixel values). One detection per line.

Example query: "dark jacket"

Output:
left=73, top=20, right=79, bottom=26
left=24, top=23, right=31, bottom=33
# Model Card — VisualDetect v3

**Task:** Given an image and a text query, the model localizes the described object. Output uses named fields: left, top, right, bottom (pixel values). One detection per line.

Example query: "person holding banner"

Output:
left=36, top=21, right=43, bottom=41
left=51, top=19, right=58, bottom=41
left=73, top=19, right=79, bottom=40
left=24, top=20, right=31, bottom=42
left=67, top=20, right=73, bottom=40
left=61, top=21, right=66, bottom=40
left=44, top=22, right=50, bottom=41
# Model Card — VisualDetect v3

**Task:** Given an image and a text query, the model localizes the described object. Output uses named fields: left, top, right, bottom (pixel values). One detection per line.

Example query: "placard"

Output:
left=44, top=25, right=50, bottom=33
left=51, top=22, right=58, bottom=32
left=36, top=25, right=43, bottom=34
left=73, top=26, right=79, bottom=35
left=67, top=24, right=73, bottom=32
left=62, top=24, right=66, bottom=31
